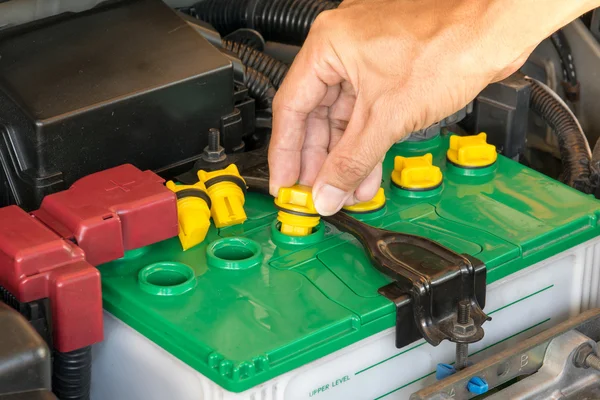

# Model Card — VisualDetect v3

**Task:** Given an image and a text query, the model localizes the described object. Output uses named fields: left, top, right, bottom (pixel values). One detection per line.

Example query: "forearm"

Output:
left=484, top=0, right=599, bottom=58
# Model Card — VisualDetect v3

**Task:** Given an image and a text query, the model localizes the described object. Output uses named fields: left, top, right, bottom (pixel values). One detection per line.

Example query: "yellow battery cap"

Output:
left=343, top=188, right=386, bottom=213
left=391, top=153, right=443, bottom=190
left=274, top=185, right=320, bottom=237
left=447, top=133, right=497, bottom=168
left=198, top=164, right=247, bottom=228
left=166, top=180, right=211, bottom=251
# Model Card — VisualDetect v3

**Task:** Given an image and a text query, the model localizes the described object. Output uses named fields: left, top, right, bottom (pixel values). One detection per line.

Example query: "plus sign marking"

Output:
left=105, top=180, right=136, bottom=193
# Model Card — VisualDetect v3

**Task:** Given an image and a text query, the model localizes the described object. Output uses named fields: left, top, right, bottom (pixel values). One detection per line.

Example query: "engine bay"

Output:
left=1, top=1, right=600, bottom=399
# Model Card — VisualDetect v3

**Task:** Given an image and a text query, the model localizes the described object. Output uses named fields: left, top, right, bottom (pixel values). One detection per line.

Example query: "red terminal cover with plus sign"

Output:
left=34, top=164, right=178, bottom=266
left=0, top=164, right=178, bottom=352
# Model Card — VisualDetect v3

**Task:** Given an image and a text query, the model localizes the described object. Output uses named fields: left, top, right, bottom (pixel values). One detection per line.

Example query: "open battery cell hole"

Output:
left=213, top=245, right=255, bottom=261
left=207, top=238, right=263, bottom=270
left=138, top=262, right=196, bottom=296
left=146, top=269, right=189, bottom=286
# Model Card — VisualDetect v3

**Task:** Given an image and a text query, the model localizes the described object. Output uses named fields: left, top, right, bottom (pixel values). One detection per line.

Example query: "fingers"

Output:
left=299, top=85, right=342, bottom=186
left=328, top=81, right=355, bottom=151
left=354, top=162, right=383, bottom=202
left=269, top=9, right=390, bottom=213
left=268, top=49, right=323, bottom=195
left=269, top=31, right=344, bottom=196
left=298, top=105, right=332, bottom=186
left=312, top=101, right=394, bottom=216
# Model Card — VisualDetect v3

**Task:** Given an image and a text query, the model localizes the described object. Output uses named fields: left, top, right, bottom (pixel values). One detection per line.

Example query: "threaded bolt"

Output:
left=586, top=353, right=600, bottom=371
left=457, top=300, right=470, bottom=324
left=455, top=300, right=472, bottom=371
left=202, top=128, right=226, bottom=163
left=208, top=128, right=220, bottom=151
left=456, top=343, right=469, bottom=370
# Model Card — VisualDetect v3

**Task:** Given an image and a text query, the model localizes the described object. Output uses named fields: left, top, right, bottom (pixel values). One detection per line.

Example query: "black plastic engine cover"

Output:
left=0, top=0, right=239, bottom=210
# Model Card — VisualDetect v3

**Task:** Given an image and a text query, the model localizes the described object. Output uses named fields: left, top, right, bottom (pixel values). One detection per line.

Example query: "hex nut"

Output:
left=452, top=319, right=476, bottom=338
left=573, top=344, right=594, bottom=368
left=202, top=146, right=226, bottom=162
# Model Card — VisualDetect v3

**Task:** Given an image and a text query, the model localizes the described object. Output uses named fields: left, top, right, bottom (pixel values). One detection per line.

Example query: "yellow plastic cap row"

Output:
left=392, top=133, right=497, bottom=190
left=167, top=164, right=249, bottom=251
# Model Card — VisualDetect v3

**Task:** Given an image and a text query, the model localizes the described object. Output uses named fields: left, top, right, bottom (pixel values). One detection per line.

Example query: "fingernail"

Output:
left=270, top=183, right=279, bottom=197
left=313, top=184, right=350, bottom=216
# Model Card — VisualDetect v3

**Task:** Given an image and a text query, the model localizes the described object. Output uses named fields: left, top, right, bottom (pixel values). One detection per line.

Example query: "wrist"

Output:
left=488, top=0, right=598, bottom=39
left=476, top=0, right=597, bottom=77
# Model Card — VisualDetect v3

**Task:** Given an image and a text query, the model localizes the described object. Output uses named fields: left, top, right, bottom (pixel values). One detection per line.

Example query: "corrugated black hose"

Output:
left=52, top=347, right=92, bottom=400
left=550, top=29, right=580, bottom=102
left=218, top=47, right=275, bottom=116
left=193, top=0, right=339, bottom=45
left=222, top=39, right=288, bottom=88
left=526, top=77, right=592, bottom=193
left=245, top=67, right=276, bottom=113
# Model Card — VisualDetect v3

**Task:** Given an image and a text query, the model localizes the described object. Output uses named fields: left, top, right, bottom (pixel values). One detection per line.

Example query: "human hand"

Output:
left=268, top=0, right=597, bottom=215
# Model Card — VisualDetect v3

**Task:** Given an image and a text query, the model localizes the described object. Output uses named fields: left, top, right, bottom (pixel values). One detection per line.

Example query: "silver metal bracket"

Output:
left=410, top=309, right=600, bottom=400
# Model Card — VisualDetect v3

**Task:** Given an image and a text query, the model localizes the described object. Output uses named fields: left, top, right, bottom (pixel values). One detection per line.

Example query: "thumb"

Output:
left=312, top=108, right=393, bottom=216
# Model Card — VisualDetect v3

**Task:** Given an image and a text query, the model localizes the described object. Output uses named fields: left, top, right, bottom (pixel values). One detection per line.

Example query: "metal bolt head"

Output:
left=202, top=145, right=226, bottom=162
left=202, top=146, right=226, bottom=162
left=452, top=319, right=476, bottom=338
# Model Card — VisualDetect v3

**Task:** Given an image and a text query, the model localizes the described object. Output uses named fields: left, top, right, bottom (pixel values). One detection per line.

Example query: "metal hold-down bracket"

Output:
left=241, top=174, right=490, bottom=350
left=411, top=308, right=600, bottom=400
left=324, top=212, right=490, bottom=349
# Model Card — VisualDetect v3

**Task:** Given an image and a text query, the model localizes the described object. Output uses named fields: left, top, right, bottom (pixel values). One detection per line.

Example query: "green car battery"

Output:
left=91, top=133, right=600, bottom=400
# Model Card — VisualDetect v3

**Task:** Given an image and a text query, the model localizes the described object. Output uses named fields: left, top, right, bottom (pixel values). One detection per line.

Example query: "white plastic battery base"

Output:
left=91, top=237, right=600, bottom=400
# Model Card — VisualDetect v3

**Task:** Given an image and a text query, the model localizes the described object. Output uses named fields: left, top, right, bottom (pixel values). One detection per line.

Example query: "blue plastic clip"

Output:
left=436, top=363, right=456, bottom=380
left=467, top=376, right=489, bottom=395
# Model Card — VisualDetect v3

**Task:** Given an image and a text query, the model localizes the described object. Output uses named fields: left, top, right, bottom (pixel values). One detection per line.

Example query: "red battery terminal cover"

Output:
left=0, top=164, right=179, bottom=352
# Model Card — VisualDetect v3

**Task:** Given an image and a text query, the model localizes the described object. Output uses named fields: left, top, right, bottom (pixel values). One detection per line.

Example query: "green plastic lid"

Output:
left=99, top=134, right=600, bottom=392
